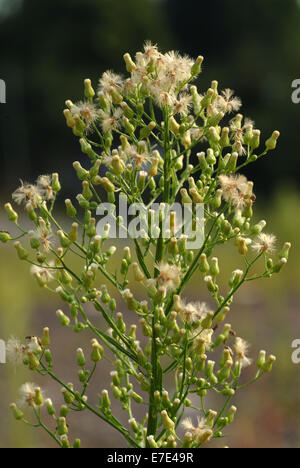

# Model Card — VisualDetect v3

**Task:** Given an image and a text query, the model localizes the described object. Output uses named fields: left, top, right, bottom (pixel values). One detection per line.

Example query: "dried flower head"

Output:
left=181, top=300, right=211, bottom=324
left=12, top=181, right=42, bottom=207
left=216, top=89, right=242, bottom=114
left=99, top=70, right=123, bottom=95
left=36, top=175, right=55, bottom=201
left=252, top=233, right=277, bottom=254
left=234, top=337, right=252, bottom=368
left=156, top=262, right=182, bottom=293
left=6, top=338, right=26, bottom=365
left=30, top=263, right=55, bottom=283
left=100, top=108, right=123, bottom=133
left=219, top=174, right=250, bottom=208
left=29, top=227, right=53, bottom=252
left=181, top=417, right=212, bottom=444
left=18, top=383, right=37, bottom=407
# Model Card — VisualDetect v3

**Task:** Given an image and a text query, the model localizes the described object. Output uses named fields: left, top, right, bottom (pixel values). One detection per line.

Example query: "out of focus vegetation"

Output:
left=0, top=0, right=299, bottom=449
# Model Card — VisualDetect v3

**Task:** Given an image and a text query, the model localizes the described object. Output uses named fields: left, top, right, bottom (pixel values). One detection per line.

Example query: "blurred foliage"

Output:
left=0, top=0, right=173, bottom=196
left=165, top=0, right=300, bottom=195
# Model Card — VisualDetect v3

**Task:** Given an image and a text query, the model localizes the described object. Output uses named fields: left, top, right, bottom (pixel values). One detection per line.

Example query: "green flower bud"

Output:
left=128, top=390, right=143, bottom=404
left=199, top=253, right=210, bottom=273
left=262, top=355, right=276, bottom=373
left=14, top=241, right=29, bottom=260
left=201, top=88, right=214, bottom=108
left=91, top=339, right=104, bottom=362
left=210, top=257, right=220, bottom=277
left=0, top=231, right=11, bottom=243
left=191, top=55, right=204, bottom=76
left=68, top=223, right=78, bottom=243
left=41, top=327, right=50, bottom=348
left=63, top=109, right=75, bottom=128
left=10, top=403, right=24, bottom=421
left=182, top=432, right=193, bottom=448
left=65, top=199, right=77, bottom=218
left=201, top=312, right=213, bottom=329
left=147, top=435, right=159, bottom=448
left=161, top=410, right=175, bottom=432
left=57, top=230, right=71, bottom=248
left=251, top=220, right=266, bottom=236
left=80, top=137, right=92, bottom=155
left=278, top=242, right=291, bottom=260
left=60, top=405, right=69, bottom=418
left=265, top=131, right=280, bottom=150
left=188, top=185, right=203, bottom=204
left=61, top=435, right=70, bottom=449
left=131, top=262, right=145, bottom=282
left=52, top=173, right=61, bottom=192
left=57, top=417, right=68, bottom=436
left=226, top=406, right=237, bottom=424
left=273, top=258, right=287, bottom=273
left=217, top=360, right=232, bottom=382
left=73, top=161, right=89, bottom=181
left=82, top=181, right=93, bottom=201
left=84, top=78, right=95, bottom=99
left=73, top=439, right=81, bottom=449
left=251, top=129, right=261, bottom=149
left=205, top=360, right=218, bottom=384
left=98, top=91, right=110, bottom=112
left=168, top=237, right=179, bottom=256
left=204, top=275, right=217, bottom=293
left=229, top=269, right=244, bottom=288
left=76, top=348, right=86, bottom=367
left=34, top=387, right=44, bottom=407
left=45, top=349, right=53, bottom=365
left=180, top=188, right=193, bottom=204
left=25, top=202, right=37, bottom=222
left=210, top=189, right=222, bottom=209
left=220, top=127, right=230, bottom=147
left=123, top=53, right=136, bottom=73
left=111, top=384, right=122, bottom=400
left=215, top=306, right=230, bottom=323
left=62, top=388, right=75, bottom=405
left=5, top=203, right=18, bottom=223
left=242, top=200, right=253, bottom=219
left=45, top=399, right=55, bottom=417
left=206, top=410, right=217, bottom=428
left=226, top=152, right=238, bottom=172
left=98, top=177, right=115, bottom=193
left=197, top=152, right=209, bottom=172
left=256, top=350, right=266, bottom=369
left=109, top=87, right=123, bottom=105
left=86, top=218, right=97, bottom=238
left=56, top=308, right=71, bottom=326
left=236, top=237, right=248, bottom=256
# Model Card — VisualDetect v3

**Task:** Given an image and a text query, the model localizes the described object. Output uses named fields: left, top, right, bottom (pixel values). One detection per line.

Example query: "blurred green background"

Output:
left=0, top=0, right=300, bottom=448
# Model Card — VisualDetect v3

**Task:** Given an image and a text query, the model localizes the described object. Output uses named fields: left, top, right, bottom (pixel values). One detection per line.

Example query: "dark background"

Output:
left=0, top=0, right=299, bottom=198
left=0, top=0, right=300, bottom=449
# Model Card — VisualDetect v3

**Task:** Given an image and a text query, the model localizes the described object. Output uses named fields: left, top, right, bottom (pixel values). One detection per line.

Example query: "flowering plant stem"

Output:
left=3, top=42, right=291, bottom=449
